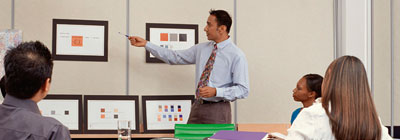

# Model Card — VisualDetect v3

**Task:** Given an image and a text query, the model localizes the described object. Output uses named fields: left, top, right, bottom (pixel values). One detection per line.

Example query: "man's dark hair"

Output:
left=209, top=9, right=232, bottom=33
left=303, top=74, right=323, bottom=98
left=0, top=77, right=5, bottom=98
left=4, top=41, right=53, bottom=99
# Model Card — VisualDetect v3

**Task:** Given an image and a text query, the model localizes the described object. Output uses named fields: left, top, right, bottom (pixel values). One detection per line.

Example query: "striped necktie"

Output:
left=195, top=44, right=218, bottom=99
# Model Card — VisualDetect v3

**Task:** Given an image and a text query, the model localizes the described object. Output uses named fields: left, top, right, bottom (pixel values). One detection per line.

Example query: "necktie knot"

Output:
left=214, top=44, right=218, bottom=50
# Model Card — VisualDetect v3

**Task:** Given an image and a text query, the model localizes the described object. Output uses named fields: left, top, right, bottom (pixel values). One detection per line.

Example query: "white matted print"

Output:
left=87, top=100, right=136, bottom=130
left=56, top=24, right=104, bottom=56
left=37, top=95, right=83, bottom=134
left=146, top=100, right=191, bottom=130
left=83, top=95, right=139, bottom=134
left=38, top=100, right=79, bottom=129
left=52, top=19, right=108, bottom=61
left=142, top=95, right=194, bottom=133
left=146, top=23, right=198, bottom=63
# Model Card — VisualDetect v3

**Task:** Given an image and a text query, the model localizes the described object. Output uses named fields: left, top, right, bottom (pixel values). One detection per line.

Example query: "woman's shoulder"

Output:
left=301, top=100, right=326, bottom=117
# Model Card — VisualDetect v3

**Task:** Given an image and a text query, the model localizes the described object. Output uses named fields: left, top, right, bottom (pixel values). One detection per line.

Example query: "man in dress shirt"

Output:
left=129, top=10, right=249, bottom=124
left=0, top=41, right=71, bottom=139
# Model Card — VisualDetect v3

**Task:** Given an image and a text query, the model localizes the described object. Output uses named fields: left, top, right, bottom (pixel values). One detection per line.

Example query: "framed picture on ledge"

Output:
left=83, top=95, right=139, bottom=134
left=37, top=94, right=83, bottom=134
left=142, top=95, right=195, bottom=133
left=146, top=23, right=198, bottom=63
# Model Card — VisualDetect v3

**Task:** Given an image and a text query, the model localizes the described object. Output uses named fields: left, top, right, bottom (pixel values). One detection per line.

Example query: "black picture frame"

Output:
left=142, top=95, right=195, bottom=133
left=83, top=95, right=139, bottom=134
left=52, top=19, right=108, bottom=61
left=146, top=23, right=198, bottom=63
left=42, top=94, right=83, bottom=134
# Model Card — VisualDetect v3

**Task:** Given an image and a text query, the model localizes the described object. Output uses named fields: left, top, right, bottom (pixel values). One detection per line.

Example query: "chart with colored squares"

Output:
left=37, top=99, right=80, bottom=130
left=87, top=100, right=136, bottom=130
left=149, top=28, right=195, bottom=58
left=145, top=100, right=192, bottom=130
left=146, top=23, right=198, bottom=63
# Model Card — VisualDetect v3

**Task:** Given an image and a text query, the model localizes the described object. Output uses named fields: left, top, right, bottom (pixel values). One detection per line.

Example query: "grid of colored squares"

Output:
left=157, top=114, right=183, bottom=122
left=160, top=33, right=187, bottom=42
left=100, top=108, right=119, bottom=119
left=158, top=105, right=182, bottom=112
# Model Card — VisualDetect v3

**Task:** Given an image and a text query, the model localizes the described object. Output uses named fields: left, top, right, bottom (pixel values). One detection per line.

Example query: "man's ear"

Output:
left=40, top=78, right=51, bottom=98
left=218, top=25, right=227, bottom=34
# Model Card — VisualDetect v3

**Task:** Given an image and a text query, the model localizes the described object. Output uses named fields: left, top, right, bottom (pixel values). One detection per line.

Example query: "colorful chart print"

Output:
left=149, top=28, right=195, bottom=58
left=37, top=100, right=80, bottom=130
left=145, top=100, right=192, bottom=130
left=0, top=29, right=22, bottom=77
left=87, top=100, right=136, bottom=130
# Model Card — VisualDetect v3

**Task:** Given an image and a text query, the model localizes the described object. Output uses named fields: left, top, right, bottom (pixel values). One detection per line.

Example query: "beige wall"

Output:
left=393, top=0, right=400, bottom=126
left=0, top=0, right=11, bottom=102
left=14, top=0, right=127, bottom=95
left=372, top=0, right=393, bottom=126
left=0, top=0, right=11, bottom=29
left=236, top=0, right=334, bottom=123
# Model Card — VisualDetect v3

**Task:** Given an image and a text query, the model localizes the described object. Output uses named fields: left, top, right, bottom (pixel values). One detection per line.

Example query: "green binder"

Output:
left=174, top=124, right=235, bottom=140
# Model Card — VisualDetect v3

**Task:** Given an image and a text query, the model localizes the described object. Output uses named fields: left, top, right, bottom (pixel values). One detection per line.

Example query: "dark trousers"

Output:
left=187, top=99, right=231, bottom=124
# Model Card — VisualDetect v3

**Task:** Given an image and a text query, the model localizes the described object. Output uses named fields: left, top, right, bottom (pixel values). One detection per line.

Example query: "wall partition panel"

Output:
left=0, top=0, right=11, bottom=29
left=372, top=0, right=393, bottom=134
left=391, top=0, right=400, bottom=137
left=236, top=0, right=334, bottom=123
left=14, top=0, right=127, bottom=95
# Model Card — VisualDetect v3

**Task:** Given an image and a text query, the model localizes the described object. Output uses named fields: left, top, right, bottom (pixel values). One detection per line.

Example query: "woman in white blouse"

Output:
left=286, top=56, right=392, bottom=140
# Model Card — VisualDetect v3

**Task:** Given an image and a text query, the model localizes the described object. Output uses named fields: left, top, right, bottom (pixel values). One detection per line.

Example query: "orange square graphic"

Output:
left=101, top=114, right=105, bottom=119
left=160, top=33, right=168, bottom=41
left=71, top=36, right=83, bottom=47
left=101, top=108, right=105, bottom=112
left=114, top=108, right=118, bottom=113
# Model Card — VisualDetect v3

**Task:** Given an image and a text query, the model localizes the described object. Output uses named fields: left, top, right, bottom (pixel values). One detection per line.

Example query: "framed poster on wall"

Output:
left=142, top=95, right=195, bottom=133
left=37, top=94, right=83, bottom=134
left=146, top=23, right=198, bottom=63
left=84, top=95, right=139, bottom=134
left=52, top=19, right=108, bottom=61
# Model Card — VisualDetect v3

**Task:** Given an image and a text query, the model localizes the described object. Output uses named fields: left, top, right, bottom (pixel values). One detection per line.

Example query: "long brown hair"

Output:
left=321, top=56, right=381, bottom=140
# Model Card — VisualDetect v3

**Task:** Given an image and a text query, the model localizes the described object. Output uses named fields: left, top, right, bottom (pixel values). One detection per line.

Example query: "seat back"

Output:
left=174, top=124, right=235, bottom=140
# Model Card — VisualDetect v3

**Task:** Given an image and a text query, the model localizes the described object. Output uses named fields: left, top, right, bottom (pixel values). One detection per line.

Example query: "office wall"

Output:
left=236, top=0, right=334, bottom=123
left=0, top=0, right=11, bottom=29
left=0, top=0, right=11, bottom=102
left=372, top=0, right=393, bottom=126
left=14, top=0, right=127, bottom=95
left=393, top=0, right=400, bottom=126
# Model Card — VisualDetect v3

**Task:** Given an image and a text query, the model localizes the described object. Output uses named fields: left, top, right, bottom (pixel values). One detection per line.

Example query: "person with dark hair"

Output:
left=0, top=77, right=5, bottom=98
left=128, top=9, right=249, bottom=124
left=290, top=74, right=323, bottom=124
left=285, top=56, right=392, bottom=139
left=0, top=41, right=71, bottom=140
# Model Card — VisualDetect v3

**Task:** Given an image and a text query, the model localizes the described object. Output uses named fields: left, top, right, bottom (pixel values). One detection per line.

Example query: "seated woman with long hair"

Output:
left=286, top=56, right=392, bottom=140
left=290, top=74, right=323, bottom=124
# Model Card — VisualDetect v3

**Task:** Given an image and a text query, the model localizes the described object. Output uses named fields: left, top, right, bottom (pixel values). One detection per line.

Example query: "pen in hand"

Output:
left=118, top=32, right=129, bottom=38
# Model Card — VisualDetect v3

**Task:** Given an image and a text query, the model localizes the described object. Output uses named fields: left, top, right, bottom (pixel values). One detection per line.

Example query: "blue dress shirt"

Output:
left=145, top=38, right=249, bottom=102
